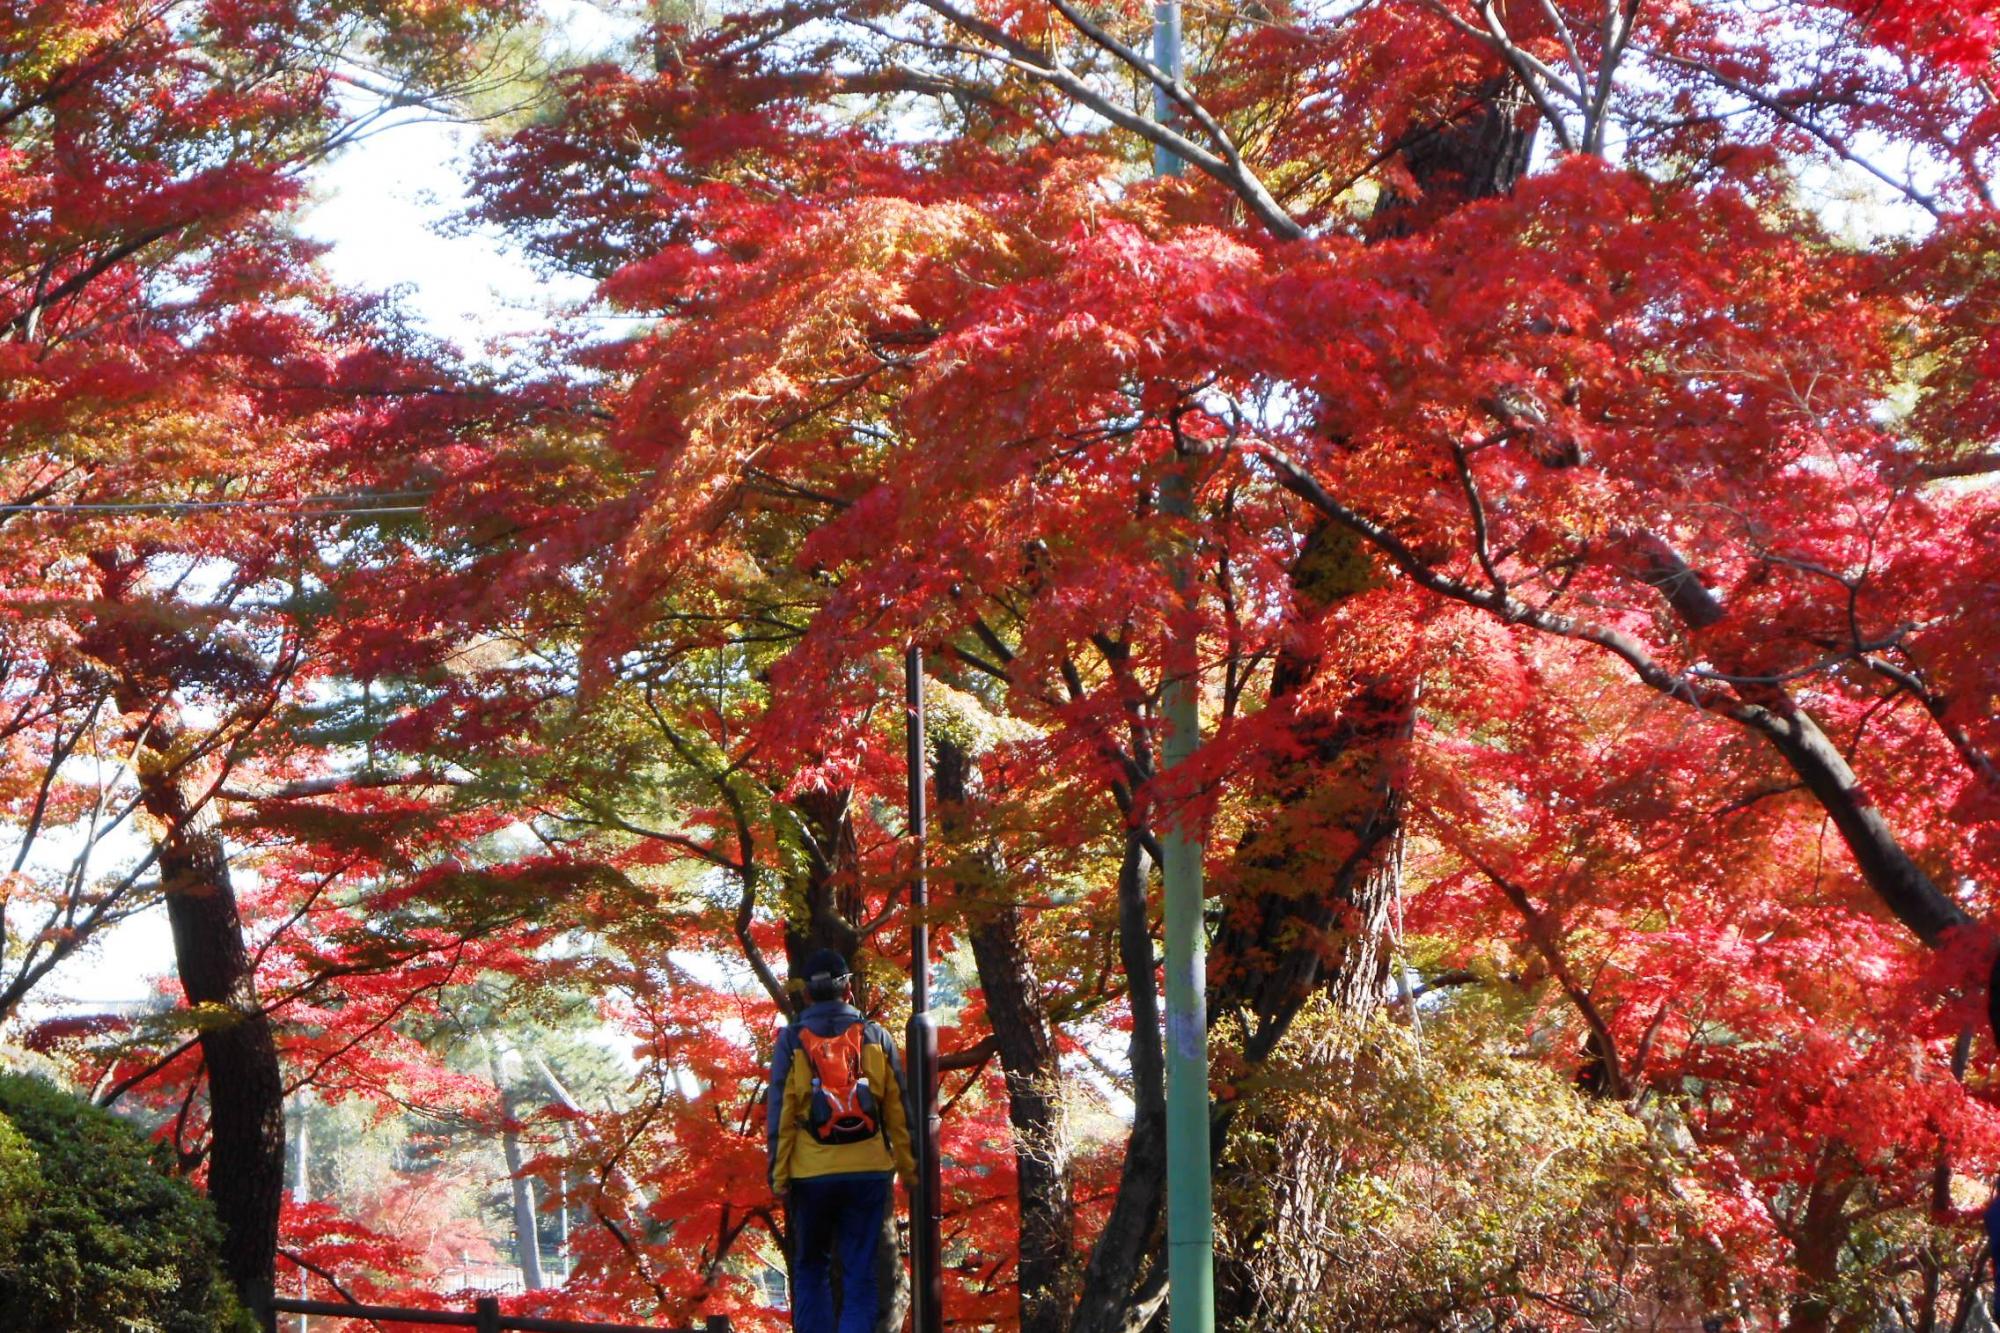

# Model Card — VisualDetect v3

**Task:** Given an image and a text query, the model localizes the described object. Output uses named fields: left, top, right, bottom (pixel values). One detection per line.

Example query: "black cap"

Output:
left=802, top=948, right=850, bottom=998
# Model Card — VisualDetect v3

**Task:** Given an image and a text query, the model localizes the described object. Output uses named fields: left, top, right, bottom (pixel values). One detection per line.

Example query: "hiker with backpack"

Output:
left=768, top=948, right=919, bottom=1333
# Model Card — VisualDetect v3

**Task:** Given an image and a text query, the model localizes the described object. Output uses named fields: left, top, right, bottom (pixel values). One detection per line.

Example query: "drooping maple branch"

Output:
left=938, top=1032, right=1002, bottom=1071
left=1252, top=440, right=1973, bottom=947
left=279, top=1250, right=389, bottom=1332
left=1861, top=654, right=2000, bottom=793
left=0, top=1, right=166, bottom=135
left=218, top=771, right=461, bottom=802
left=637, top=683, right=788, bottom=1011
left=2, top=221, right=184, bottom=340
left=1254, top=443, right=1723, bottom=704
left=95, top=1034, right=204, bottom=1111
left=1463, top=851, right=1628, bottom=1100
left=284, top=942, right=469, bottom=1097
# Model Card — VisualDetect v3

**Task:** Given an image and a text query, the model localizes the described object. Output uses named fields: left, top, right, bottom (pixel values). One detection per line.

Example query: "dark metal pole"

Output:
left=905, top=646, right=944, bottom=1333
left=908, top=647, right=930, bottom=1022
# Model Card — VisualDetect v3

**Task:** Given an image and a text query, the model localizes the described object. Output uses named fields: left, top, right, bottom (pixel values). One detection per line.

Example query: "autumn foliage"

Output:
left=5, top=0, right=2000, bottom=1330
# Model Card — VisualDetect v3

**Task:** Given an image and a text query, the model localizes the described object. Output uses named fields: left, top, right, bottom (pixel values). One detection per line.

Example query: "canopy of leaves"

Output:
left=8, top=0, right=2000, bottom=1327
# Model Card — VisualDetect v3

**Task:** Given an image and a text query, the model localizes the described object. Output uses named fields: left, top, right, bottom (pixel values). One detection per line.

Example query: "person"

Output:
left=768, top=949, right=918, bottom=1333
left=1986, top=1179, right=2000, bottom=1320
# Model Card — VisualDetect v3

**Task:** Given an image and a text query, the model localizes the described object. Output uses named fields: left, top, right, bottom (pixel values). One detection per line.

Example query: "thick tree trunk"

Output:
left=783, top=785, right=865, bottom=1011
left=1208, top=68, right=1540, bottom=1070
left=1206, top=523, right=1409, bottom=1070
left=1211, top=77, right=1538, bottom=1329
left=85, top=551, right=287, bottom=1322
left=934, top=738, right=1077, bottom=1333
left=141, top=764, right=285, bottom=1325
left=1207, top=525, right=1408, bottom=1326
left=1369, top=75, right=1539, bottom=238
left=1782, top=1167, right=1858, bottom=1333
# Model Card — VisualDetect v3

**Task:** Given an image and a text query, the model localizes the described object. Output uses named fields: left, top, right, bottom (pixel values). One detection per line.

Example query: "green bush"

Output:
left=0, top=1072, right=255, bottom=1333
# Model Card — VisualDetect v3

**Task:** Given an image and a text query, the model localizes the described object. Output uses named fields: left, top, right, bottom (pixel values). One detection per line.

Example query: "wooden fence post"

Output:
left=474, top=1296, right=501, bottom=1333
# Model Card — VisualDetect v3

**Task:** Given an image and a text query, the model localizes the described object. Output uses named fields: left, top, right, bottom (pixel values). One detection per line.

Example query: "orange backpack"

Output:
left=797, top=1023, right=882, bottom=1145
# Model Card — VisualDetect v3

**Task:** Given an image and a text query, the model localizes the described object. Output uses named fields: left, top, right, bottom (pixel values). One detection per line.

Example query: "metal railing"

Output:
left=270, top=1295, right=731, bottom=1333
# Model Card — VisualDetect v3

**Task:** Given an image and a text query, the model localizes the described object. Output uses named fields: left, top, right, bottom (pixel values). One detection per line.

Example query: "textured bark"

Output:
left=1209, top=69, right=1539, bottom=1073
left=1208, top=525, right=1409, bottom=1328
left=1782, top=1166, right=1859, bottom=1333
left=1211, top=79, right=1538, bottom=1329
left=141, top=763, right=285, bottom=1324
left=1206, top=522, right=1409, bottom=1071
left=783, top=785, right=865, bottom=1012
left=83, top=552, right=287, bottom=1321
left=1069, top=834, right=1169, bottom=1333
left=934, top=738, right=1077, bottom=1333
left=1370, top=75, right=1539, bottom=238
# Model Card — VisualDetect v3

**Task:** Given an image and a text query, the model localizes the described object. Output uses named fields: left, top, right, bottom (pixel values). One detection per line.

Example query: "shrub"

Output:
left=0, top=1072, right=255, bottom=1333
left=1216, top=999, right=1711, bottom=1331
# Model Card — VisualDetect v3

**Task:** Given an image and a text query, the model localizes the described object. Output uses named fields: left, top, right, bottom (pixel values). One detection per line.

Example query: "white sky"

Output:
left=304, top=1, right=636, bottom=356
left=305, top=116, right=580, bottom=357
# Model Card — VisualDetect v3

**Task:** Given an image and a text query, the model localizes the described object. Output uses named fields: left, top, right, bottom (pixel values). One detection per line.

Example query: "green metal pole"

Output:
left=1160, top=648, right=1215, bottom=1333
left=1152, top=4, right=1216, bottom=1327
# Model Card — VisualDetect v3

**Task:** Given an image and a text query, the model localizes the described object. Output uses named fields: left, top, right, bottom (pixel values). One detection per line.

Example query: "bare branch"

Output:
left=903, top=0, right=1307, bottom=239
left=1647, top=50, right=1943, bottom=217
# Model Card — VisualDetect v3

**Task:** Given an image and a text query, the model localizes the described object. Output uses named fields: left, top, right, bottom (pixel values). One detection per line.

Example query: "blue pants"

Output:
left=790, top=1174, right=891, bottom=1333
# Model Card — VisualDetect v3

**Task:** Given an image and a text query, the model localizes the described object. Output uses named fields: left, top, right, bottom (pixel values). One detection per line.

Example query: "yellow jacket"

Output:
left=767, top=1001, right=917, bottom=1193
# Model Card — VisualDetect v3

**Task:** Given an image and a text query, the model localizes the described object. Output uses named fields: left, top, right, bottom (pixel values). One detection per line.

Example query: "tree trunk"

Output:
left=1070, top=834, right=1170, bottom=1333
left=1782, top=1165, right=1858, bottom=1333
left=1210, top=77, right=1538, bottom=1329
left=934, top=738, right=1077, bottom=1333
left=1208, top=67, right=1539, bottom=1072
left=784, top=785, right=865, bottom=1011
left=485, top=1037, right=545, bottom=1291
left=1207, top=525, right=1409, bottom=1326
left=1369, top=76, right=1539, bottom=238
left=141, top=763, right=286, bottom=1325
left=1206, top=521, right=1409, bottom=1070
left=84, top=553, right=288, bottom=1322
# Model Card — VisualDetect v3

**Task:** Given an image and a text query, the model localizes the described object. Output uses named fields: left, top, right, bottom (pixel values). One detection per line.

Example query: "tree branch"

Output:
left=1250, top=439, right=1972, bottom=947
left=902, top=0, right=1307, bottom=239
